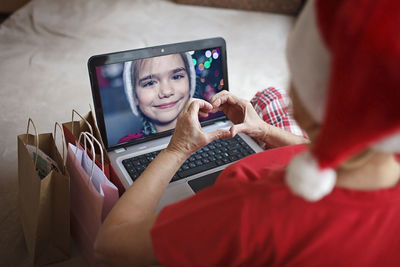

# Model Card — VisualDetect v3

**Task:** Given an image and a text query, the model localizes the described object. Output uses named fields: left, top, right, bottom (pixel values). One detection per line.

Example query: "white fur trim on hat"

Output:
left=286, top=0, right=330, bottom=123
left=373, top=131, right=400, bottom=153
left=123, top=61, right=137, bottom=116
left=286, top=151, right=337, bottom=201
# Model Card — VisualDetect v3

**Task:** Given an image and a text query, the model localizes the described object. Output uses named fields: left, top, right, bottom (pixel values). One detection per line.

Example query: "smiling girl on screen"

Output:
left=119, top=53, right=196, bottom=143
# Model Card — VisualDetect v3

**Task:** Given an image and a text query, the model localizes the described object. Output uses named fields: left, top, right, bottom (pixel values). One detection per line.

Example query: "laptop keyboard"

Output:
left=122, top=135, right=256, bottom=183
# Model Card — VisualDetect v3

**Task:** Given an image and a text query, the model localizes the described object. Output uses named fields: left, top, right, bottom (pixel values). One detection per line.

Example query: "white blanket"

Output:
left=0, top=0, right=294, bottom=265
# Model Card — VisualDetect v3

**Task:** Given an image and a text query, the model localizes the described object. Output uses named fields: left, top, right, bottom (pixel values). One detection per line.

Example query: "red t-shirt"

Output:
left=151, top=145, right=400, bottom=266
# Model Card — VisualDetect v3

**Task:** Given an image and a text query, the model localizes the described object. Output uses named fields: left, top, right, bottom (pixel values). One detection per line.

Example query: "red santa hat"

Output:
left=285, top=0, right=400, bottom=201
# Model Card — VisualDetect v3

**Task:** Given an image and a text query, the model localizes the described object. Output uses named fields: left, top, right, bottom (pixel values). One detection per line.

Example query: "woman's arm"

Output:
left=210, top=90, right=309, bottom=148
left=94, top=99, right=230, bottom=267
left=94, top=149, right=185, bottom=267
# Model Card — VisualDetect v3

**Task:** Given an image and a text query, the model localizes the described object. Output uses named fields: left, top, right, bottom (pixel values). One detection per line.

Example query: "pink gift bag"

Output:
left=63, top=109, right=125, bottom=196
left=66, top=132, right=119, bottom=266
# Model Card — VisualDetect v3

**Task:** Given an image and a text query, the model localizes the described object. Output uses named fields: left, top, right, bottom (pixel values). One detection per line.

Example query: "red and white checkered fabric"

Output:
left=250, top=87, right=307, bottom=149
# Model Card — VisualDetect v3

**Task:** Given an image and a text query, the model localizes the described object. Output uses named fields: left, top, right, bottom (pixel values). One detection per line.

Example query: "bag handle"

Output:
left=71, top=109, right=93, bottom=137
left=54, top=122, right=66, bottom=171
left=84, top=132, right=104, bottom=172
left=26, top=118, right=39, bottom=169
left=76, top=132, right=105, bottom=180
left=89, top=103, right=97, bottom=125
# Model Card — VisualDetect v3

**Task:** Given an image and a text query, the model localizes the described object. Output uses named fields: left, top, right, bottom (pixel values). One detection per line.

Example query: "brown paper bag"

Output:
left=62, top=109, right=125, bottom=195
left=17, top=119, right=70, bottom=266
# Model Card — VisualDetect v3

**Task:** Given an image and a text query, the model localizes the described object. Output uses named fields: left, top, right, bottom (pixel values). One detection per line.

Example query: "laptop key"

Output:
left=216, top=160, right=224, bottom=166
left=202, top=158, right=210, bottom=164
left=195, top=160, right=203, bottom=166
left=177, top=161, right=217, bottom=178
left=189, top=162, right=196, bottom=168
left=182, top=164, right=190, bottom=170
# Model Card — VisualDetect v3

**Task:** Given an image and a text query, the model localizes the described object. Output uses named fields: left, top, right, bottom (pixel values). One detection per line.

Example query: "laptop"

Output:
left=88, top=37, right=264, bottom=211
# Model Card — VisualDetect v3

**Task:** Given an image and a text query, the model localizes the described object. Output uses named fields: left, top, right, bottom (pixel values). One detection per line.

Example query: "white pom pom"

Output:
left=285, top=151, right=336, bottom=201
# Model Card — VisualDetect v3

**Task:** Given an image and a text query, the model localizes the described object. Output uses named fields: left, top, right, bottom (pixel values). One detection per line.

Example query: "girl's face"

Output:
left=134, top=54, right=190, bottom=130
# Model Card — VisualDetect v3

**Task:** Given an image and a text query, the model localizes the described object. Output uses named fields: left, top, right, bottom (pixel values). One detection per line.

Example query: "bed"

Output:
left=0, top=0, right=299, bottom=265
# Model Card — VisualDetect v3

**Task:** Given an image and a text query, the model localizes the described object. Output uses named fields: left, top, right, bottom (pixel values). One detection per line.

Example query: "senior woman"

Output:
left=95, top=0, right=400, bottom=266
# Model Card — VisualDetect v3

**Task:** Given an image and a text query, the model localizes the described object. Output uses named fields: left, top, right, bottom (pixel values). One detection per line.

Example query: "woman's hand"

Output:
left=166, top=99, right=231, bottom=158
left=210, top=90, right=267, bottom=139
left=211, top=90, right=309, bottom=148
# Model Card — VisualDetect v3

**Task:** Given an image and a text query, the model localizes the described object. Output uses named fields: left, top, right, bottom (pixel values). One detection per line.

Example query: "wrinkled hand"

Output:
left=166, top=99, right=231, bottom=158
left=210, top=90, right=266, bottom=139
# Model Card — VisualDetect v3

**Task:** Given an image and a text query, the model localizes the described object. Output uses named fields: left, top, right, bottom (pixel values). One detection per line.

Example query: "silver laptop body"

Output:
left=88, top=37, right=264, bottom=211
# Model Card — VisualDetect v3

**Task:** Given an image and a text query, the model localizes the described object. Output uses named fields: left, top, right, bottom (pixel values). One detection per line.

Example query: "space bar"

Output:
left=178, top=162, right=218, bottom=178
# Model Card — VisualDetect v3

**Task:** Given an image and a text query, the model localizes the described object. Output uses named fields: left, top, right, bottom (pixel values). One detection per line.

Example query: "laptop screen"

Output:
left=88, top=38, right=228, bottom=150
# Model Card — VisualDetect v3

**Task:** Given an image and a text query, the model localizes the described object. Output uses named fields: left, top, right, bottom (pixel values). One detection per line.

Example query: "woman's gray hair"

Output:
left=123, top=52, right=196, bottom=117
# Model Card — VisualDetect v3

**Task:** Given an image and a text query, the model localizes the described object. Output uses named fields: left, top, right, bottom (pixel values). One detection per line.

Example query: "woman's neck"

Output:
left=336, top=152, right=400, bottom=190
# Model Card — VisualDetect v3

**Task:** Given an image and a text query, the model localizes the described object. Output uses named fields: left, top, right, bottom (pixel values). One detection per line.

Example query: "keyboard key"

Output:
left=202, top=158, right=210, bottom=164
left=189, top=162, right=196, bottom=168
left=228, top=149, right=239, bottom=156
left=178, top=161, right=217, bottom=178
left=227, top=143, right=241, bottom=150
left=182, top=164, right=190, bottom=170
left=133, top=161, right=142, bottom=167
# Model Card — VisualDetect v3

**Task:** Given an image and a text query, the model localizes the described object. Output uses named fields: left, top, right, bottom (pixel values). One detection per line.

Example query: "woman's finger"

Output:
left=205, top=128, right=232, bottom=143
left=211, top=93, right=241, bottom=111
left=210, top=94, right=228, bottom=107
left=187, top=99, right=212, bottom=120
left=209, top=90, right=229, bottom=104
left=198, top=111, right=209, bottom=118
left=230, top=123, right=247, bottom=137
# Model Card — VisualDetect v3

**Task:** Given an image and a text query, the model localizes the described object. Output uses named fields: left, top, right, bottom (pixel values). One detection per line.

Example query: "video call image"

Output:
left=96, top=48, right=225, bottom=147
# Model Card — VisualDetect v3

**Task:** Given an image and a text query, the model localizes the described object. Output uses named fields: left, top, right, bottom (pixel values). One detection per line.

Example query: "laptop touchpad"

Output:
left=157, top=171, right=222, bottom=212
left=188, top=171, right=222, bottom=193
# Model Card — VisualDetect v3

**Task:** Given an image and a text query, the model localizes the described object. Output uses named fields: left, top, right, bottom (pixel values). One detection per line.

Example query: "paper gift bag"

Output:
left=17, top=119, right=70, bottom=266
left=63, top=108, right=125, bottom=195
left=67, top=132, right=119, bottom=266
